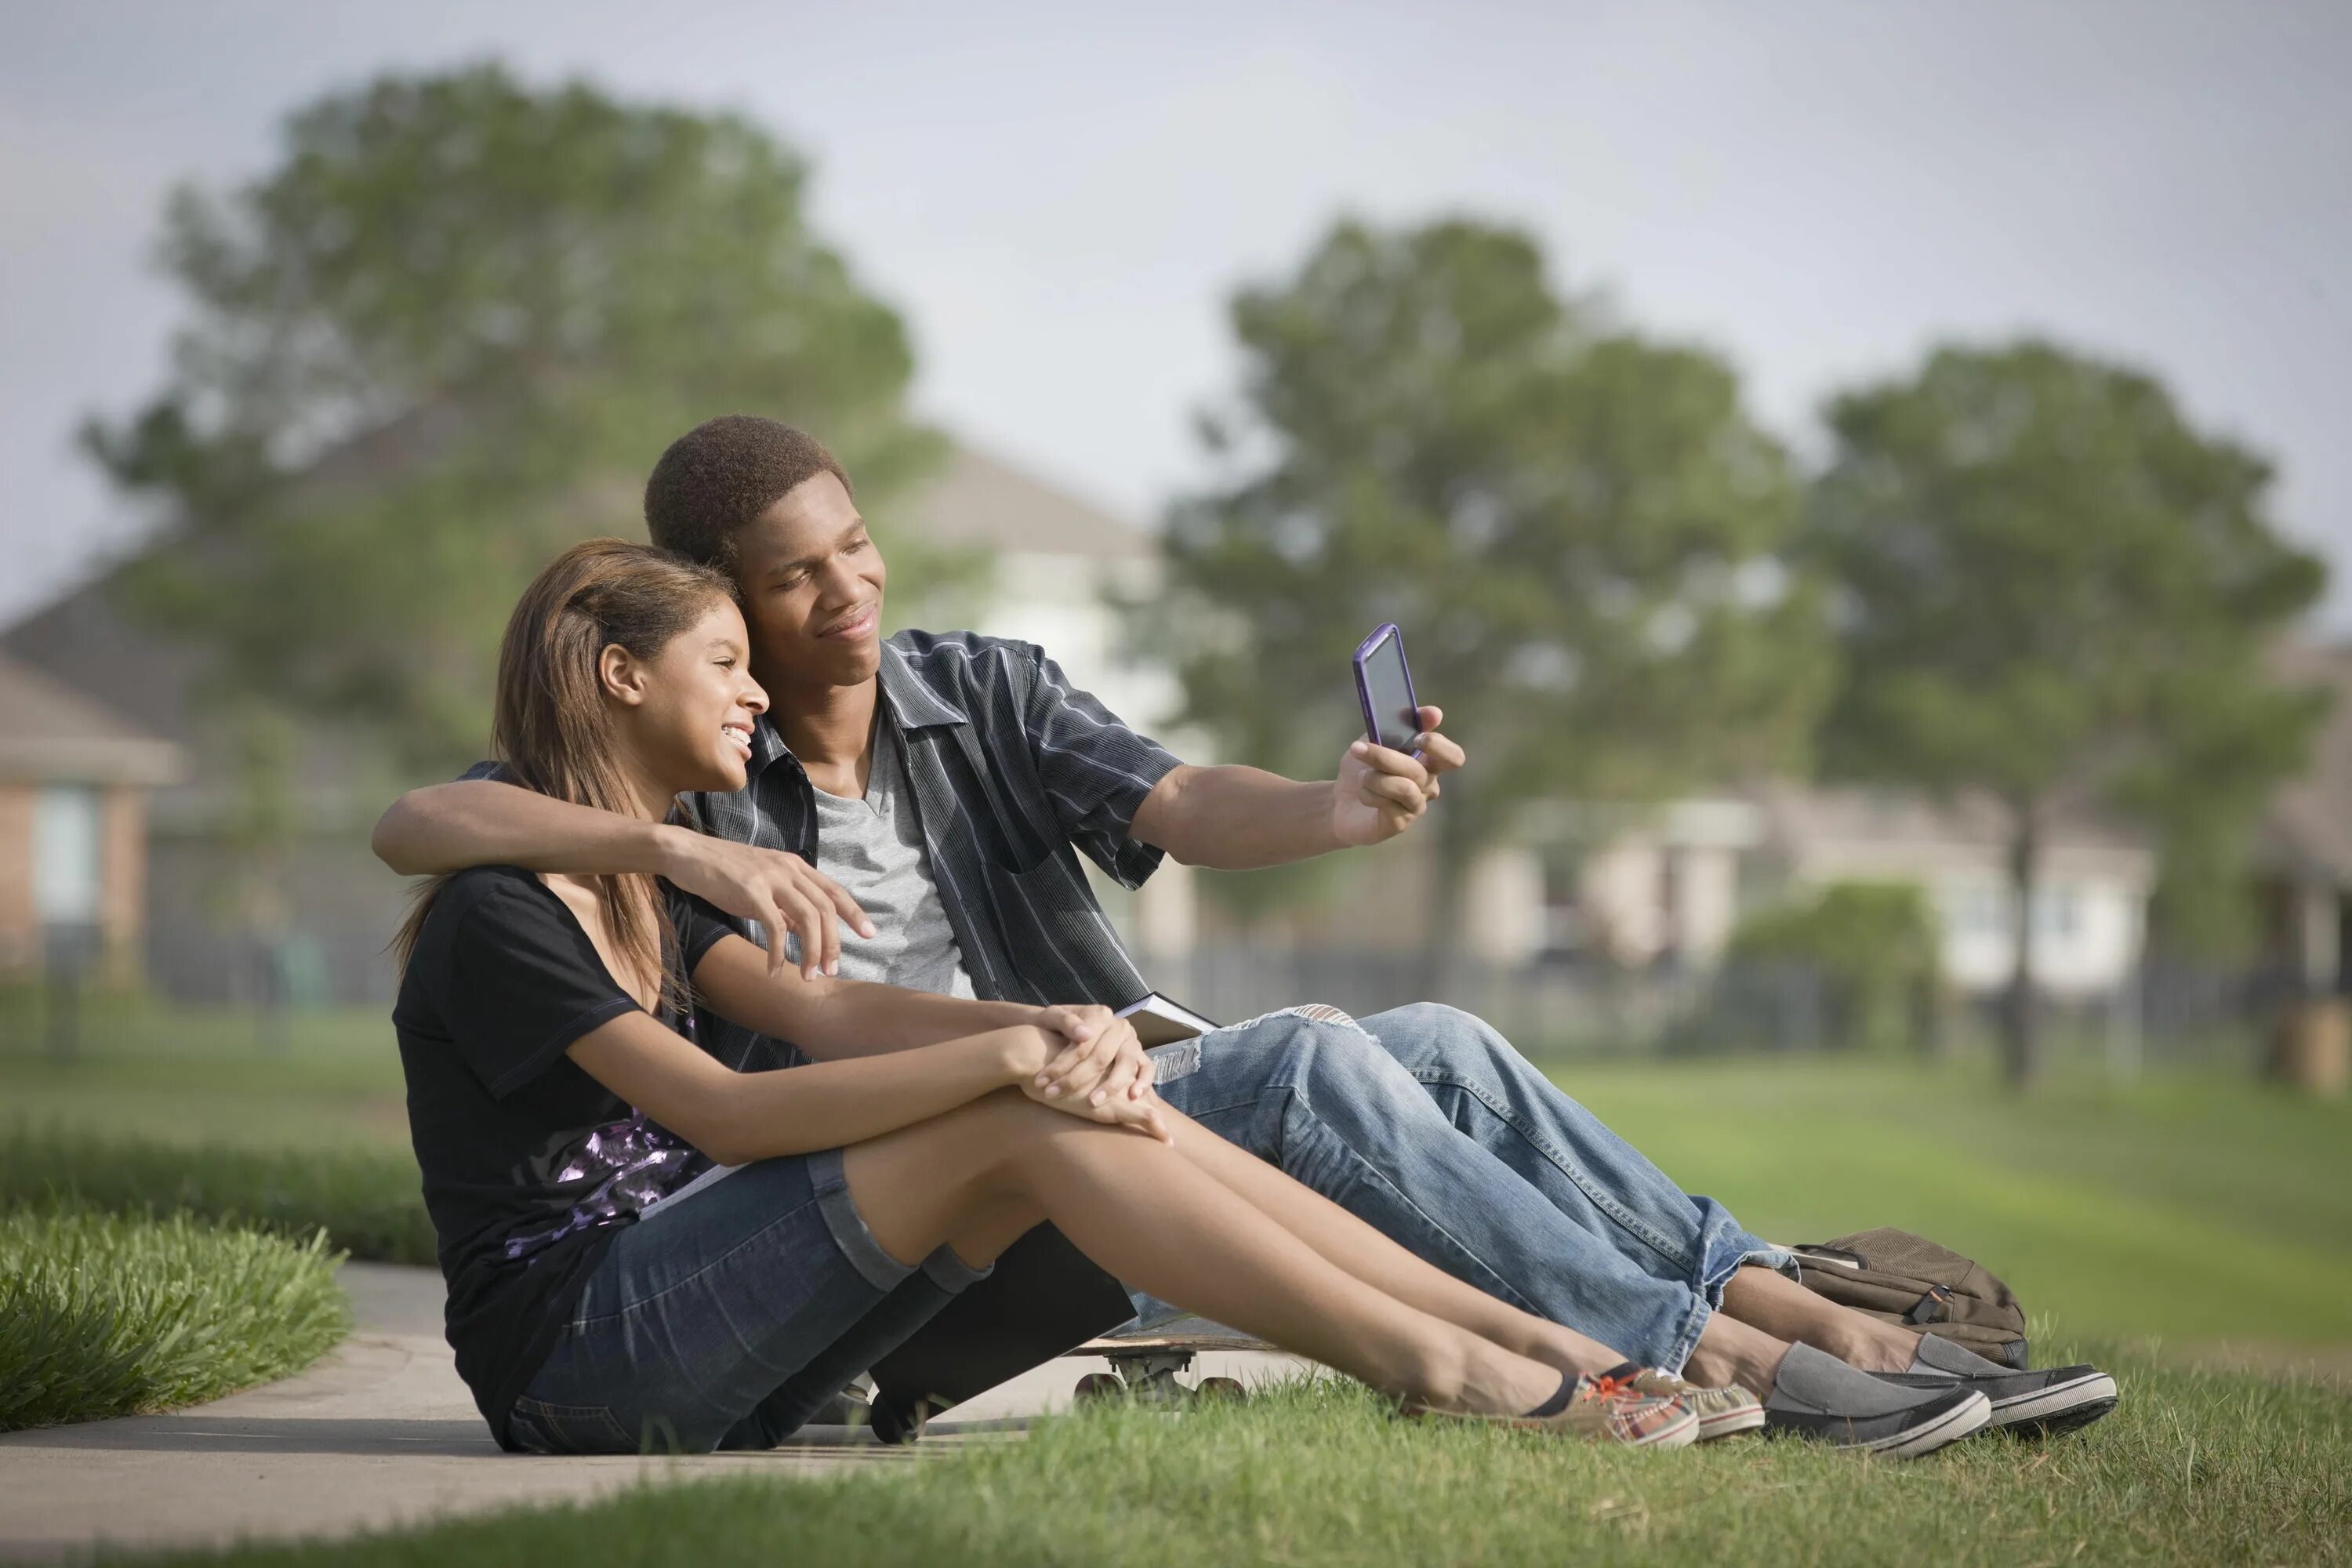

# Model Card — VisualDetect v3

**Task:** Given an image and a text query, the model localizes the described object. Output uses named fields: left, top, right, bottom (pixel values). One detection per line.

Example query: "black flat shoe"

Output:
left=1871, top=1364, right=2118, bottom=1436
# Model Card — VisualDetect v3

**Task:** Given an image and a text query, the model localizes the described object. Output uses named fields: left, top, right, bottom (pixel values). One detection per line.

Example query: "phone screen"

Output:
left=1359, top=629, right=1420, bottom=753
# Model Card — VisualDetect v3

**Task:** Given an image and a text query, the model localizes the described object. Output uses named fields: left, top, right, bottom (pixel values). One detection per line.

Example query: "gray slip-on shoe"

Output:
left=1762, top=1342, right=1991, bottom=1458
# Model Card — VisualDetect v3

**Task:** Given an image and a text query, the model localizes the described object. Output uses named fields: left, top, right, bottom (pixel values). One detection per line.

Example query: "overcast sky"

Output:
left=4, top=0, right=2347, bottom=628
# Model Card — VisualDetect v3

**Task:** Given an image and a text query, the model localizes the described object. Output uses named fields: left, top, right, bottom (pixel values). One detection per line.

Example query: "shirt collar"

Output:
left=743, top=637, right=965, bottom=784
left=746, top=715, right=791, bottom=773
left=876, top=637, right=968, bottom=728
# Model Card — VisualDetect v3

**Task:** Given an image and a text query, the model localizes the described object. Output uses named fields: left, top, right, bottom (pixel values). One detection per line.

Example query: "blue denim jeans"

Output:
left=1152, top=1002, right=1791, bottom=1373
left=508, top=1149, right=987, bottom=1454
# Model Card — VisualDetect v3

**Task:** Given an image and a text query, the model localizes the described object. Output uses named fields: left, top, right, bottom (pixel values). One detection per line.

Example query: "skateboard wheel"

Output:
left=1195, top=1377, right=1246, bottom=1403
left=870, top=1394, right=931, bottom=1446
left=1074, top=1372, right=1127, bottom=1402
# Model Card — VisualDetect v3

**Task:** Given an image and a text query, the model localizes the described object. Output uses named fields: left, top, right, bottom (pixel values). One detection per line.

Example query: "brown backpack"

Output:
left=1791, top=1227, right=2030, bottom=1370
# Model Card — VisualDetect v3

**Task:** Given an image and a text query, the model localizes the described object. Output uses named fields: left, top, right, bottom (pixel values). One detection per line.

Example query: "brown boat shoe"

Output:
left=1405, top=1370, right=1700, bottom=1449
left=1620, top=1365, right=1766, bottom=1439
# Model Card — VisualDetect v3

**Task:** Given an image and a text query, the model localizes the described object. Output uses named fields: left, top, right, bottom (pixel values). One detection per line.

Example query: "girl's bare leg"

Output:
left=1154, top=1105, right=1636, bottom=1381
left=1719, top=1265, right=1921, bottom=1373
left=840, top=1091, right=1565, bottom=1417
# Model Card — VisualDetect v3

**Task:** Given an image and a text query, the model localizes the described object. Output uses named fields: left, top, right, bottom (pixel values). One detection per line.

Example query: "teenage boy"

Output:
left=374, top=417, right=2114, bottom=1449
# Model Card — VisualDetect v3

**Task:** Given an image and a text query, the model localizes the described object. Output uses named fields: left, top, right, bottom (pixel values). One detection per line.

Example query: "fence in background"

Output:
left=124, top=920, right=2286, bottom=1066
left=144, top=924, right=400, bottom=1010
left=1142, top=945, right=2280, bottom=1066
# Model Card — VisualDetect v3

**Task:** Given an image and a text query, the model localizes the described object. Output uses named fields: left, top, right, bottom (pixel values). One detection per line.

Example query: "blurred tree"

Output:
left=1805, top=340, right=2329, bottom=1087
left=83, top=64, right=960, bottom=778
left=1143, top=217, right=1830, bottom=963
left=1723, top=882, right=1944, bottom=1054
left=211, top=705, right=297, bottom=1048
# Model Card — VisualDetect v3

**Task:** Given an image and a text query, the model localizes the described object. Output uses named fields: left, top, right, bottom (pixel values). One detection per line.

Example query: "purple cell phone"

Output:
left=1353, top=623, right=1422, bottom=755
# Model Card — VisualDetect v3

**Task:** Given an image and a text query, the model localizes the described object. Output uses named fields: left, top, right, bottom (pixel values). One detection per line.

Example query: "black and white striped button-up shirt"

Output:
left=677, top=630, right=1182, bottom=1066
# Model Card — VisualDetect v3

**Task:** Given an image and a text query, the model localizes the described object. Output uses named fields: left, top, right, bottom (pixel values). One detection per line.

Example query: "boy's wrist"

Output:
left=645, top=822, right=699, bottom=880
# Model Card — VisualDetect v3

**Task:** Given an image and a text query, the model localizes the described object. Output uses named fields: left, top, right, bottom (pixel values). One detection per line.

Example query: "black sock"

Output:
left=1523, top=1372, right=1580, bottom=1420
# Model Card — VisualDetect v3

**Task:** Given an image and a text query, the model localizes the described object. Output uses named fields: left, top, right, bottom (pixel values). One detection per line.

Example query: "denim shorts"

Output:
left=508, top=1148, right=988, bottom=1454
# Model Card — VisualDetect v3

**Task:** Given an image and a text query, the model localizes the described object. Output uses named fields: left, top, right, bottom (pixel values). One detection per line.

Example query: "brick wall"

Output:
left=0, top=785, right=31, bottom=971
left=0, top=783, right=152, bottom=982
left=100, top=786, right=146, bottom=984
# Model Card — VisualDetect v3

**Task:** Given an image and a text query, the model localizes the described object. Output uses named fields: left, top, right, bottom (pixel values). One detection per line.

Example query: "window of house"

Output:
left=2034, top=884, right=2082, bottom=942
left=1944, top=881, right=2005, bottom=938
left=34, top=785, right=102, bottom=925
left=1538, top=846, right=1587, bottom=956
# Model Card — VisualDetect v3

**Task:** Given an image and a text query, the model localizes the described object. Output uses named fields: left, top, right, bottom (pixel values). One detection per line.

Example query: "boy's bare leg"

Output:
left=1681, top=1312, right=1795, bottom=1396
left=1719, top=1265, right=1921, bottom=1374
left=1155, top=1105, right=1636, bottom=1381
left=840, top=1091, right=1566, bottom=1417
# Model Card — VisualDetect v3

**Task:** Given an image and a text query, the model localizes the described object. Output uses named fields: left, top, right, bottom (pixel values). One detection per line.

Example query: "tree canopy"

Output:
left=85, top=64, right=946, bottom=774
left=1146, top=216, right=1830, bottom=935
left=1804, top=339, right=2329, bottom=1081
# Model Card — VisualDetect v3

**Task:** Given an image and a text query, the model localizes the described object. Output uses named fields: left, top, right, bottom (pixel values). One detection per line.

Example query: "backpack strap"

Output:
left=1903, top=1284, right=1956, bottom=1325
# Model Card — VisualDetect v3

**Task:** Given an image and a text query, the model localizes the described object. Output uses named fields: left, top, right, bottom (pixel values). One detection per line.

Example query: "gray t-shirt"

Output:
left=804, top=728, right=978, bottom=999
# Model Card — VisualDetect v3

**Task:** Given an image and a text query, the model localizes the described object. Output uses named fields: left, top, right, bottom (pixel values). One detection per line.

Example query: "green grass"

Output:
left=0, top=1001, right=435, bottom=1264
left=149, top=1335, right=2348, bottom=1568
left=0, top=1130, right=436, bottom=1265
left=0, top=1207, right=349, bottom=1432
left=0, top=1001, right=407, bottom=1151
left=1559, top=1058, right=2352, bottom=1346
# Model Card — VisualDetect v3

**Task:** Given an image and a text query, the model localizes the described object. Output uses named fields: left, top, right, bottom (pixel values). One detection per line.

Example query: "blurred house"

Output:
left=3, top=553, right=452, bottom=1004
left=1181, top=644, right=2352, bottom=1034
left=898, top=446, right=1202, bottom=960
left=2252, top=641, right=2352, bottom=998
left=0, top=652, right=180, bottom=984
left=0, top=443, right=1192, bottom=1003
left=1457, top=787, right=2155, bottom=1000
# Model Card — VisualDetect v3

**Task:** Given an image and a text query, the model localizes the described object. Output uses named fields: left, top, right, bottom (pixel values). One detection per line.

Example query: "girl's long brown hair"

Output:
left=393, top=539, right=738, bottom=998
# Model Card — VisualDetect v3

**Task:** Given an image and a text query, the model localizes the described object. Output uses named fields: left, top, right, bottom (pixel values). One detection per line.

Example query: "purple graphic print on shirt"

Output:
left=503, top=1107, right=708, bottom=1262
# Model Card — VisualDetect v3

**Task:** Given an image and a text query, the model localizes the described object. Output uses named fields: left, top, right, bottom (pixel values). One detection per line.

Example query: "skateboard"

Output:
left=1072, top=1315, right=1276, bottom=1405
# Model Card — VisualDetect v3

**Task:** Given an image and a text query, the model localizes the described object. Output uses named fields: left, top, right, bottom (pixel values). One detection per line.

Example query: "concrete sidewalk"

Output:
left=0, top=1263, right=1305, bottom=1564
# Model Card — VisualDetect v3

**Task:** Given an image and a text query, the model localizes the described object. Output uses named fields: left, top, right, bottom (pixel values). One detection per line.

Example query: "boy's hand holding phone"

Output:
left=1337, top=626, right=1465, bottom=847
left=1332, top=703, right=1465, bottom=847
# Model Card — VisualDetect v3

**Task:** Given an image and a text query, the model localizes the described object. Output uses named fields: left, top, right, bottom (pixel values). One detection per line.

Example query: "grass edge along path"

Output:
left=133, top=1334, right=2348, bottom=1568
left=0, top=1206, right=350, bottom=1432
left=0, top=1127, right=435, bottom=1265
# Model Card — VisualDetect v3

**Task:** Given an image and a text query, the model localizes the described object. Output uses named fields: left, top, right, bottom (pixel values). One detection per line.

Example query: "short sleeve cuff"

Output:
left=485, top=994, right=641, bottom=1098
left=1100, top=745, right=1182, bottom=889
left=673, top=892, right=739, bottom=975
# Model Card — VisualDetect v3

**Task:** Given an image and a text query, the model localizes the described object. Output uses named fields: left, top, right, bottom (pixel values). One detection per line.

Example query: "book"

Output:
left=1116, top=991, right=1219, bottom=1049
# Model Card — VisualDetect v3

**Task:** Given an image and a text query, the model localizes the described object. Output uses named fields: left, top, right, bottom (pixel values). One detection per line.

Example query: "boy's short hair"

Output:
left=643, top=416, right=851, bottom=570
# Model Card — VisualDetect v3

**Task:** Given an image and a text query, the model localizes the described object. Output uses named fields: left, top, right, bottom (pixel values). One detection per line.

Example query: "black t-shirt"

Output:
left=391, top=865, right=735, bottom=1448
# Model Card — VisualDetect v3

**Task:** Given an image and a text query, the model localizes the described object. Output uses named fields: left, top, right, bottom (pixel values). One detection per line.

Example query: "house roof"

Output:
left=0, top=651, right=181, bottom=786
left=1, top=570, right=198, bottom=743
left=1750, top=782, right=2151, bottom=856
left=1518, top=783, right=2154, bottom=874
left=893, top=446, right=1152, bottom=560
left=1745, top=780, right=2156, bottom=888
